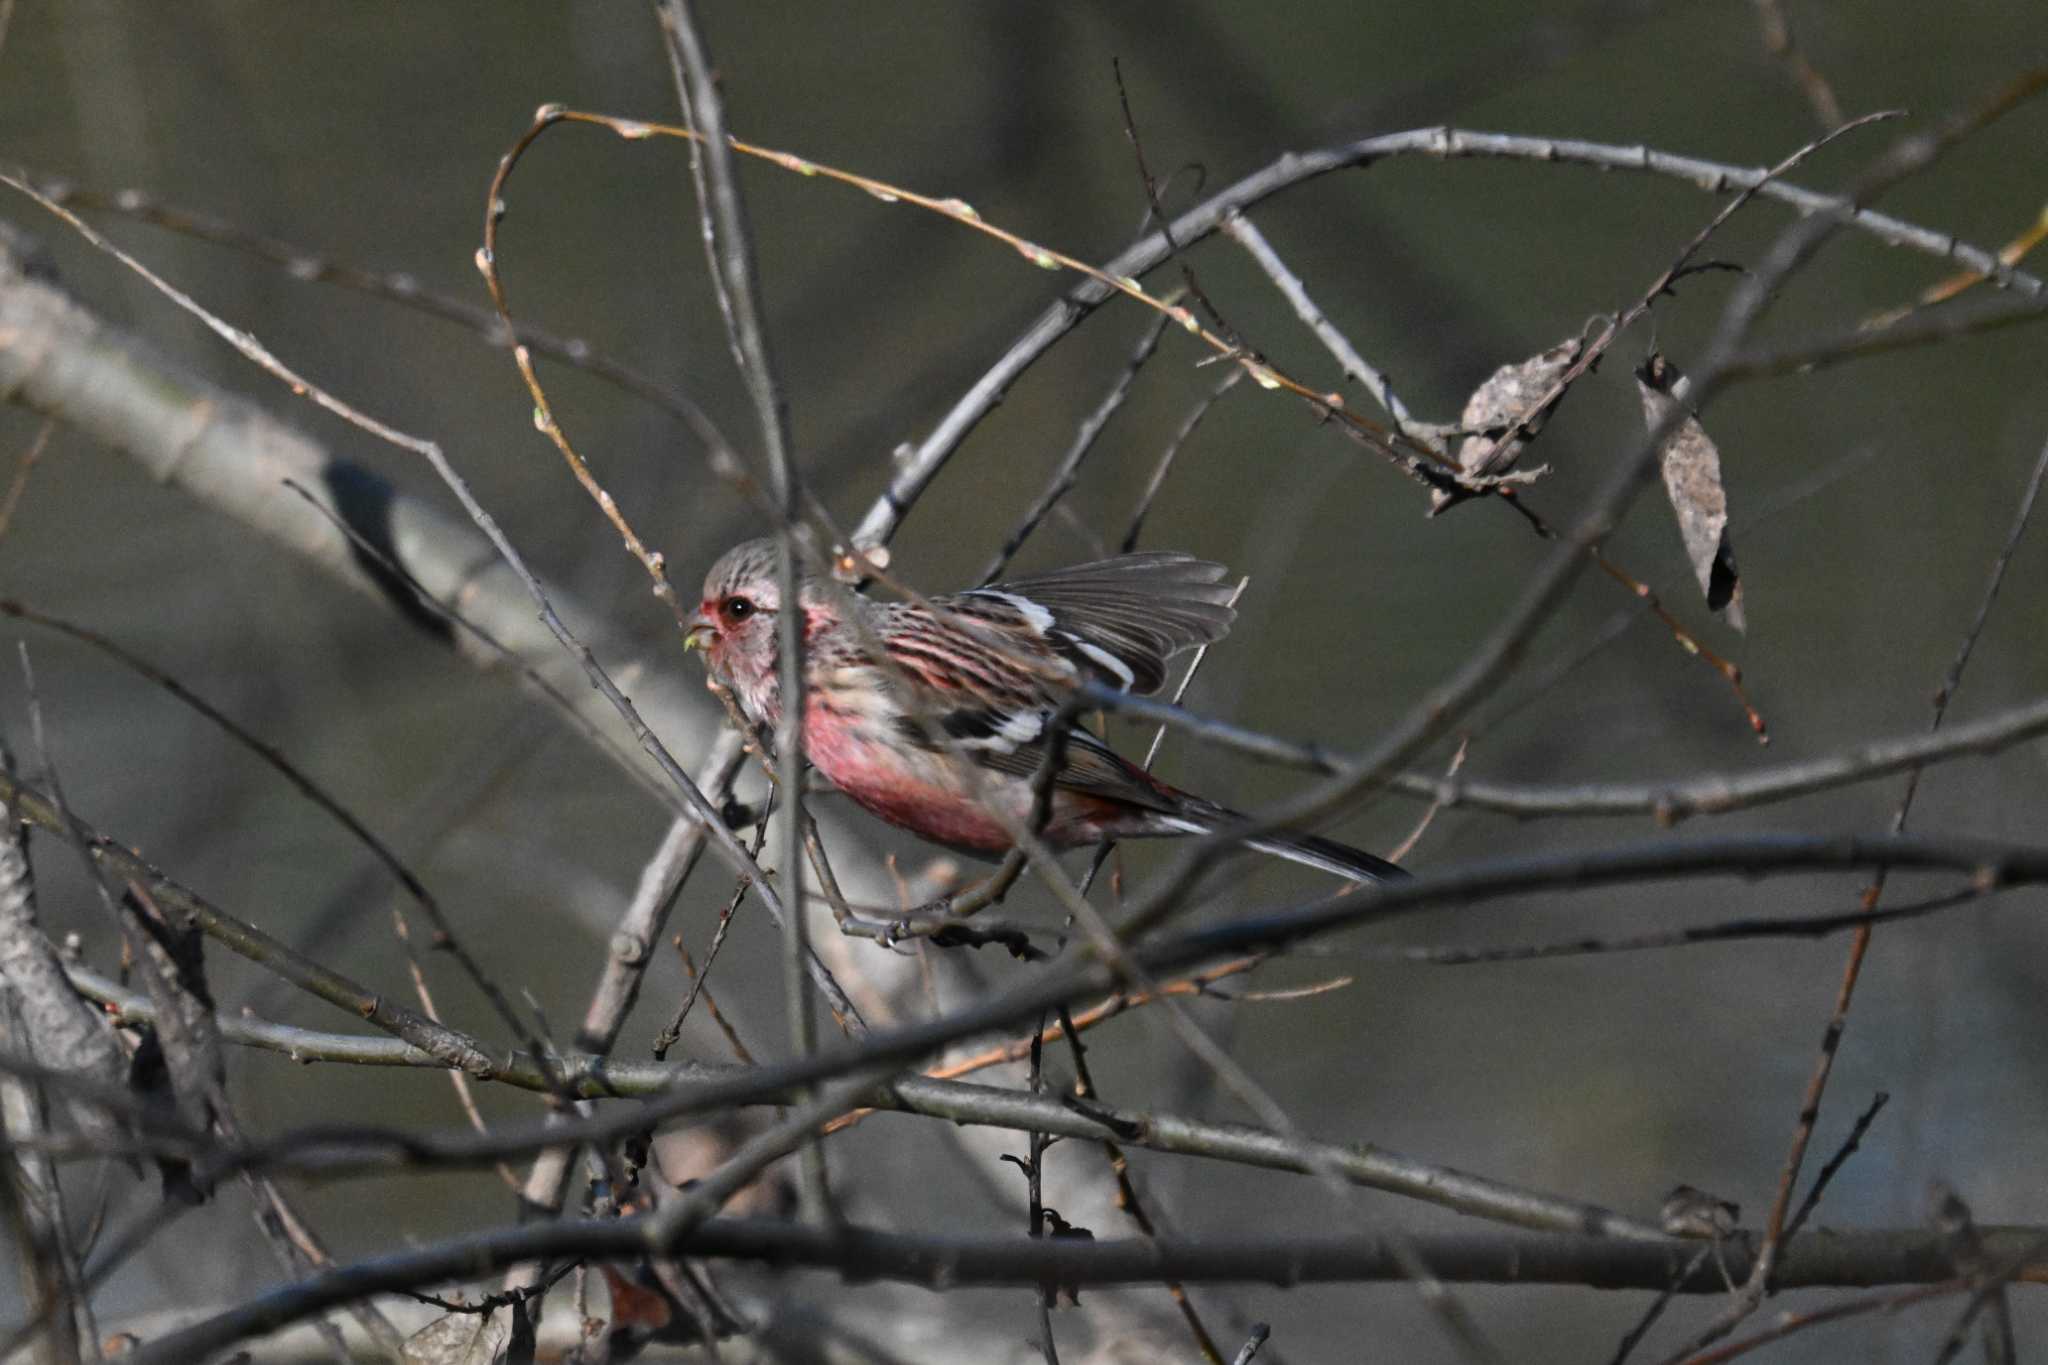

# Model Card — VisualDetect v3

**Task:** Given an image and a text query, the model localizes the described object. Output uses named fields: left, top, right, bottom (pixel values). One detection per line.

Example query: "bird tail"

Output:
left=1156, top=803, right=1409, bottom=884
left=1244, top=830, right=1409, bottom=884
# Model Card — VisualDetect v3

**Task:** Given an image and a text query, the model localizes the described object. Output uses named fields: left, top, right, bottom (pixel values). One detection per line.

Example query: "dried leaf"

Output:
left=0, top=813, right=129, bottom=1148
left=598, top=1265, right=674, bottom=1337
left=121, top=882, right=225, bottom=1134
left=1638, top=353, right=1745, bottom=630
left=505, top=1299, right=535, bottom=1365
left=596, top=1259, right=748, bottom=1355
left=402, top=1310, right=510, bottom=1365
left=1435, top=336, right=1584, bottom=509
left=120, top=881, right=228, bottom=1200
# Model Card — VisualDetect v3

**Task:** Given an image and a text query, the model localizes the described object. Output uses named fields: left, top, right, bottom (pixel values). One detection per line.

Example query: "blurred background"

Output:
left=2, top=1, right=2046, bottom=1359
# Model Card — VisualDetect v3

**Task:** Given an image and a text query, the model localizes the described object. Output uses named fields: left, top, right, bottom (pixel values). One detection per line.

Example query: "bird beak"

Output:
left=684, top=612, right=714, bottom=652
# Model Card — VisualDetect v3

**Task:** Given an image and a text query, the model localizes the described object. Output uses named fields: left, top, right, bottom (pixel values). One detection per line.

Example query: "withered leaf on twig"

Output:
left=121, top=882, right=226, bottom=1133
left=122, top=880, right=229, bottom=1200
left=0, top=811, right=129, bottom=1149
left=1433, top=335, right=1583, bottom=512
left=402, top=1309, right=510, bottom=1365
left=1637, top=352, right=1745, bottom=631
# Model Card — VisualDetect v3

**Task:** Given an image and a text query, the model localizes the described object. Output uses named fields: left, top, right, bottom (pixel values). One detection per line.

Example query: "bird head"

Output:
left=686, top=538, right=786, bottom=692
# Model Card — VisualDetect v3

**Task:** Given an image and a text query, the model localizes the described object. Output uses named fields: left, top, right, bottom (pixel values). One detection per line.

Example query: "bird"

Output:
left=684, top=538, right=1406, bottom=884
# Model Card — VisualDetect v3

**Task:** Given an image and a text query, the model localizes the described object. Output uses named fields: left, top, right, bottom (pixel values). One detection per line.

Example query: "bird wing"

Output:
left=865, top=551, right=1235, bottom=810
left=944, top=552, right=1237, bottom=695
left=973, top=722, right=1181, bottom=814
left=872, top=597, right=1183, bottom=815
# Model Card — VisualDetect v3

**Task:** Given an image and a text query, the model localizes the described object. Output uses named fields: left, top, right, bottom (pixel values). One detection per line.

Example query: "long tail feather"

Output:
left=1244, top=831, right=1408, bottom=883
left=1155, top=807, right=1408, bottom=884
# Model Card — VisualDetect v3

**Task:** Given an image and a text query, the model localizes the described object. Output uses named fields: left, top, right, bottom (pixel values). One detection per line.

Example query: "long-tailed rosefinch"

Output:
left=686, top=539, right=1405, bottom=883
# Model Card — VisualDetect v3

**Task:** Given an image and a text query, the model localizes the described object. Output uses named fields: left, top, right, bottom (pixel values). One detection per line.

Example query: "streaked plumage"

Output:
left=686, top=539, right=1405, bottom=883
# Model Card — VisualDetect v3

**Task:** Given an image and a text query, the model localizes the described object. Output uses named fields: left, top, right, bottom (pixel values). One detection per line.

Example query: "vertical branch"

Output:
left=980, top=308, right=1178, bottom=584
left=1670, top=426, right=2048, bottom=1365
left=578, top=732, right=750, bottom=1059
left=1060, top=1004, right=1225, bottom=1363
left=655, top=0, right=826, bottom=1223
left=0, top=416, right=52, bottom=545
left=1111, top=58, right=1236, bottom=344
left=0, top=992, right=84, bottom=1365
left=505, top=733, right=744, bottom=1293
left=1122, top=367, right=1243, bottom=552
left=1026, top=1016, right=1060, bottom=1365
left=653, top=1, right=795, bottom=469
left=1751, top=0, right=1844, bottom=130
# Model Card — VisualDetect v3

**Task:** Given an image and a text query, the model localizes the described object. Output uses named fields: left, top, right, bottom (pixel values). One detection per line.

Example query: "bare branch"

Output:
left=1089, top=685, right=2048, bottom=822
left=28, top=177, right=744, bottom=462
left=64, top=962, right=1665, bottom=1242
left=854, top=123, right=2044, bottom=547
left=121, top=1218, right=2048, bottom=1365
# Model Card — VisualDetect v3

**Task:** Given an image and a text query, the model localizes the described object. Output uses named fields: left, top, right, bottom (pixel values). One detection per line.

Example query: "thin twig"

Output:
left=979, top=307, right=1178, bottom=584
left=0, top=598, right=544, bottom=1065
left=1122, top=367, right=1243, bottom=552
left=1112, top=57, right=1236, bottom=343
left=505, top=722, right=748, bottom=1251
left=64, top=962, right=1668, bottom=1243
left=582, top=731, right=748, bottom=1061
left=823, top=954, right=1273, bottom=1134
left=1466, top=443, right=1887, bottom=744
left=46, top=818, right=2048, bottom=1203
left=277, top=478, right=658, bottom=797
left=1220, top=211, right=1433, bottom=444
left=1781, top=1091, right=1889, bottom=1243
left=654, top=818, right=770, bottom=1061
left=1024, top=1015, right=1060, bottom=1364
left=1362, top=883, right=1987, bottom=967
left=1752, top=0, right=1844, bottom=130
left=389, top=908, right=523, bottom=1194
left=0, top=162, right=863, bottom=1026
left=1061, top=1003, right=1226, bottom=1363
left=848, top=120, right=2043, bottom=548
left=1738, top=431, right=2048, bottom=1325
left=1386, top=738, right=1465, bottom=866
left=1116, top=87, right=2048, bottom=927
left=1079, top=683, right=2048, bottom=822
left=1678, top=1280, right=1965, bottom=1364
left=673, top=940, right=754, bottom=1066
left=650, top=3, right=823, bottom=1223
left=0, top=416, right=51, bottom=545
left=1610, top=1244, right=1717, bottom=1365
left=31, top=178, right=745, bottom=467
left=1729, top=290, right=2048, bottom=377
left=1666, top=229, right=2048, bottom=1357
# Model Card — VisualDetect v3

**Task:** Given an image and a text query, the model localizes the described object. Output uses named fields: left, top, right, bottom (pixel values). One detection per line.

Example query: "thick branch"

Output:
left=125, top=1217, right=2043, bottom=1365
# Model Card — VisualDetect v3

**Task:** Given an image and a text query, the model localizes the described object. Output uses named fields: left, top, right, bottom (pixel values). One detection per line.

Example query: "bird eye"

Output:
left=721, top=595, right=755, bottom=622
